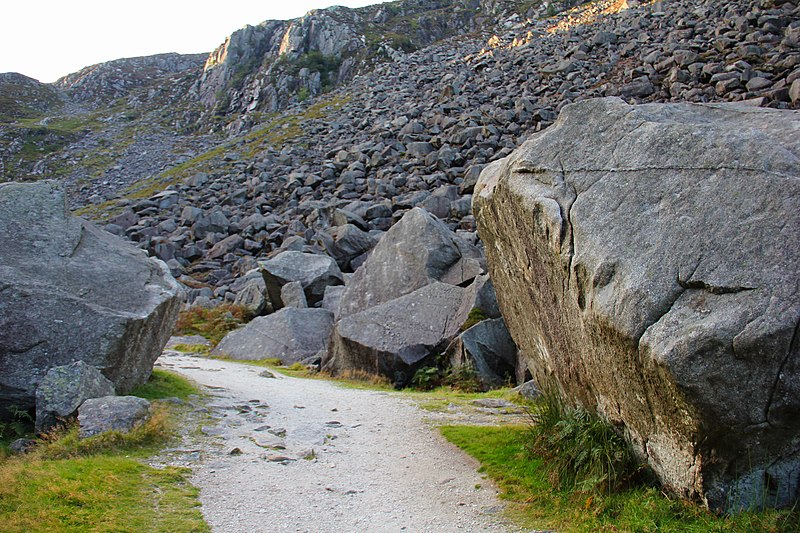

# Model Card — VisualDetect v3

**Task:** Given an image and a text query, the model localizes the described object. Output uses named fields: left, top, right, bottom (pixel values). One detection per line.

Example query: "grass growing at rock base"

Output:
left=131, top=368, right=201, bottom=401
left=173, top=303, right=253, bottom=346
left=440, top=425, right=800, bottom=532
left=0, top=370, right=209, bottom=532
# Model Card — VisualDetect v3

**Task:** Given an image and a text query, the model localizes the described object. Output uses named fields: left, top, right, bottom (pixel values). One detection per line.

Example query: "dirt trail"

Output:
left=154, top=351, right=520, bottom=532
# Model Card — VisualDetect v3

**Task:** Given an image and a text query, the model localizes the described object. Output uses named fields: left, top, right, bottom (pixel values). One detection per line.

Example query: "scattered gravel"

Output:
left=154, top=352, right=521, bottom=532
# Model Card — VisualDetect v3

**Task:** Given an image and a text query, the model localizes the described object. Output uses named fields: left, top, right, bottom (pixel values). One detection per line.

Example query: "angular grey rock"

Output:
left=513, top=380, right=540, bottom=401
left=0, top=182, right=182, bottom=414
left=212, top=308, right=334, bottom=364
left=406, top=142, right=436, bottom=158
left=322, top=285, right=346, bottom=318
left=337, top=207, right=484, bottom=319
left=233, top=270, right=273, bottom=315
left=280, top=281, right=308, bottom=308
left=208, top=234, right=244, bottom=259
left=259, top=251, right=343, bottom=309
left=447, top=318, right=517, bottom=390
left=620, top=75, right=655, bottom=97
left=474, top=97, right=800, bottom=511
left=35, top=361, right=115, bottom=433
left=9, top=438, right=37, bottom=454
left=325, top=223, right=376, bottom=272
left=326, top=281, right=476, bottom=385
left=78, top=396, right=151, bottom=438
left=472, top=274, right=501, bottom=319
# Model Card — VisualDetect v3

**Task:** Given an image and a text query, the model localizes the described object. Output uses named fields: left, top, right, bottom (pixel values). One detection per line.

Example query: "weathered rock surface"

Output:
left=326, top=281, right=476, bottom=385
left=474, top=97, right=800, bottom=511
left=78, top=396, right=151, bottom=438
left=259, top=251, right=343, bottom=309
left=35, top=361, right=115, bottom=433
left=447, top=318, right=517, bottom=390
left=0, top=182, right=182, bottom=414
left=212, top=308, right=334, bottom=363
left=337, top=207, right=484, bottom=318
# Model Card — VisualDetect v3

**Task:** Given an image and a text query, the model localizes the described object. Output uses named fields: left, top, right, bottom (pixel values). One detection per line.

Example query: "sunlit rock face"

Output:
left=474, top=97, right=800, bottom=511
left=193, top=0, right=506, bottom=123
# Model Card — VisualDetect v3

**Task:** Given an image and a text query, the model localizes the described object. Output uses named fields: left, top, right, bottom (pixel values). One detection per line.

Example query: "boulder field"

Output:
left=473, top=96, right=799, bottom=511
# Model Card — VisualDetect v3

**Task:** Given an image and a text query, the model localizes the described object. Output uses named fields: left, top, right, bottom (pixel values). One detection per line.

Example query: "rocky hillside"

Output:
left=193, top=0, right=535, bottom=131
left=1, top=0, right=796, bottom=327
left=70, top=0, right=798, bottom=300
left=0, top=0, right=538, bottom=190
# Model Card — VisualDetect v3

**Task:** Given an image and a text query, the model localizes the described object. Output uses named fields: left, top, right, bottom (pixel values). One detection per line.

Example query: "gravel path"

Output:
left=154, top=351, right=517, bottom=532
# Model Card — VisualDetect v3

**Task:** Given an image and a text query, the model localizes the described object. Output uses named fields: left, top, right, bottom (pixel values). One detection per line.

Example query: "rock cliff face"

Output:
left=473, top=97, right=800, bottom=511
left=193, top=0, right=520, bottom=126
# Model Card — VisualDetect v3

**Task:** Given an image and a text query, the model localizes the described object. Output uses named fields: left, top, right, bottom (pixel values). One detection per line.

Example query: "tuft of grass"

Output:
left=337, top=368, right=393, bottom=389
left=410, top=366, right=441, bottom=391
left=441, top=425, right=800, bottom=532
left=173, top=303, right=253, bottom=346
left=130, top=369, right=200, bottom=401
left=171, top=343, right=212, bottom=355
left=526, top=390, right=643, bottom=494
left=461, top=307, right=488, bottom=331
left=442, top=364, right=483, bottom=393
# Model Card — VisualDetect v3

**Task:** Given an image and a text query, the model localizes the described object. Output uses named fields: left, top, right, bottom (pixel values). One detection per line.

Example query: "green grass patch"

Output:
left=405, top=386, right=516, bottom=412
left=171, top=343, right=212, bottom=355
left=440, top=425, right=800, bottom=532
left=461, top=307, right=488, bottom=332
left=0, top=455, right=207, bottom=532
left=130, top=369, right=200, bottom=401
left=0, top=368, right=208, bottom=531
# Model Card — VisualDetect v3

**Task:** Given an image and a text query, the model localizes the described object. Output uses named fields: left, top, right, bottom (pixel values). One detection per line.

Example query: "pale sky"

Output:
left=1, top=0, right=393, bottom=83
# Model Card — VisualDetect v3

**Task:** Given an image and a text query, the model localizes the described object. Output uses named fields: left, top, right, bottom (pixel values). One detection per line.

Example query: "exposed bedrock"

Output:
left=473, top=97, right=800, bottom=511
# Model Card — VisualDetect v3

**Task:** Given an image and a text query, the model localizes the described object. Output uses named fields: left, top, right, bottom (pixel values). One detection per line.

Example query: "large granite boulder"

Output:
left=474, top=97, right=800, bottom=511
left=0, top=182, right=182, bottom=415
left=35, top=361, right=115, bottom=433
left=337, top=207, right=484, bottom=319
left=325, top=281, right=478, bottom=385
left=259, top=251, right=343, bottom=309
left=212, top=308, right=334, bottom=364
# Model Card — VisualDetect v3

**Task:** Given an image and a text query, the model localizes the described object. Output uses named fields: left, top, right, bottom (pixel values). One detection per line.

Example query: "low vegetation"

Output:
left=0, top=369, right=209, bottom=532
left=173, top=303, right=253, bottom=346
left=526, top=389, right=645, bottom=493
left=441, top=390, right=800, bottom=532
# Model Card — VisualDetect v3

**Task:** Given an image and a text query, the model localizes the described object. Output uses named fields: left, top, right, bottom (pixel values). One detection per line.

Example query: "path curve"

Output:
left=154, top=352, right=515, bottom=532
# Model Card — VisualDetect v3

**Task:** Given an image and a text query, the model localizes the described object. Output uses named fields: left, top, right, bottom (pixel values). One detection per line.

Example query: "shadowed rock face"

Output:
left=473, top=97, right=800, bottom=511
left=0, top=181, right=182, bottom=413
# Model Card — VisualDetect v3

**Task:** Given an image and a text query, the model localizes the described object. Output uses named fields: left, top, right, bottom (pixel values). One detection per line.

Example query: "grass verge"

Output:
left=440, top=425, right=800, bottom=532
left=0, top=369, right=209, bottom=532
